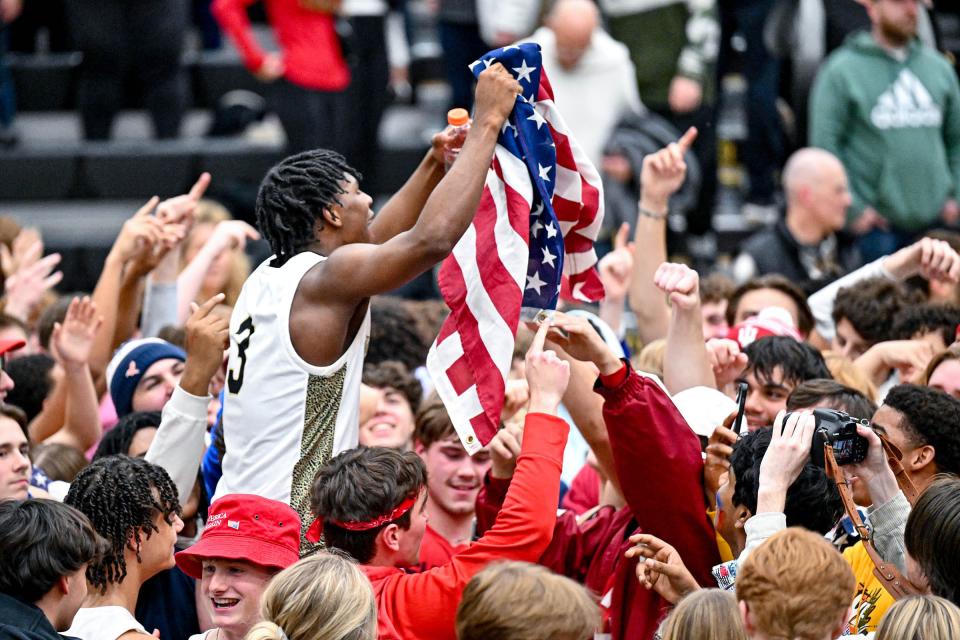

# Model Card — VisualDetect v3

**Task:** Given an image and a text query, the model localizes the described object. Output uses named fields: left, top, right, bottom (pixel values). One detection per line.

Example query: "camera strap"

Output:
left=823, top=440, right=920, bottom=600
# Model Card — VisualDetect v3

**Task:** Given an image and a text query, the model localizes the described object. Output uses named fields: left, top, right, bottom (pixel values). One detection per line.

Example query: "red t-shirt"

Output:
left=361, top=413, right=568, bottom=640
left=417, top=524, right=470, bottom=571
left=212, top=0, right=350, bottom=91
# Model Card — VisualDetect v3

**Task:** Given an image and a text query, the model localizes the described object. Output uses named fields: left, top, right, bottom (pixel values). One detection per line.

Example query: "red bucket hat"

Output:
left=175, top=494, right=301, bottom=580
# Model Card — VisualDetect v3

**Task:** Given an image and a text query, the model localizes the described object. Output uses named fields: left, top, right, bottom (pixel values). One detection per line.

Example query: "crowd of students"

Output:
left=3, top=53, right=960, bottom=640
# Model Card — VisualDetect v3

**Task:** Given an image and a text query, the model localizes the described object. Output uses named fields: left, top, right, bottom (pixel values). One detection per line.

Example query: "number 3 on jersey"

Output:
left=228, top=316, right=255, bottom=394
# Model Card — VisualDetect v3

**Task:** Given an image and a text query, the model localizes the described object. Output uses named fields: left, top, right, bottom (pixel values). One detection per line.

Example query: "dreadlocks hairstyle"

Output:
left=256, top=149, right=360, bottom=266
left=64, top=455, right=181, bottom=593
left=93, top=411, right=163, bottom=460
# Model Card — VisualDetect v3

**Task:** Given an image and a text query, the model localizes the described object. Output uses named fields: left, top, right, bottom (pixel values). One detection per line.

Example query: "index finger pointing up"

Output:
left=529, top=318, right=551, bottom=355
left=677, top=127, right=698, bottom=154
left=189, top=172, right=212, bottom=200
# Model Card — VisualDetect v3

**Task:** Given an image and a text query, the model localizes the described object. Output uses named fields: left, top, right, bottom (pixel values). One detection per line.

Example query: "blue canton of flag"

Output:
left=470, top=44, right=565, bottom=320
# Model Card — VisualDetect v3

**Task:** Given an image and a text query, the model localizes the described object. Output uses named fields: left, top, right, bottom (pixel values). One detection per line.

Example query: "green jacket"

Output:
left=810, top=31, right=960, bottom=232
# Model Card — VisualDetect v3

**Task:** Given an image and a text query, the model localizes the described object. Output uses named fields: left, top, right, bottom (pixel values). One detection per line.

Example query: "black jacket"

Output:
left=739, top=218, right=862, bottom=294
left=0, top=593, right=77, bottom=640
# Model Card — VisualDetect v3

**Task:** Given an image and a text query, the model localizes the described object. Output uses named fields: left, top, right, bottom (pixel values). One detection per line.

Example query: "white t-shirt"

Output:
left=215, top=252, right=370, bottom=545
left=66, top=606, right=147, bottom=640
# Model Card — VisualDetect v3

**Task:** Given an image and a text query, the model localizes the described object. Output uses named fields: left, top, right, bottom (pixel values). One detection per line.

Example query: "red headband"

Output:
left=305, top=496, right=418, bottom=543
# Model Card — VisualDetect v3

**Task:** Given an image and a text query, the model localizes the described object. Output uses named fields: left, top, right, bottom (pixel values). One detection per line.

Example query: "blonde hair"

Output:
left=456, top=561, right=599, bottom=640
left=634, top=339, right=666, bottom=379
left=182, top=199, right=251, bottom=307
left=823, top=351, right=878, bottom=402
left=660, top=589, right=747, bottom=640
left=737, top=528, right=855, bottom=640
left=875, top=595, right=960, bottom=640
left=244, top=553, right=376, bottom=640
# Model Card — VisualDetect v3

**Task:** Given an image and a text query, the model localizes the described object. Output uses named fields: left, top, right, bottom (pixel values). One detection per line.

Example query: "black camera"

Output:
left=785, top=408, right=869, bottom=467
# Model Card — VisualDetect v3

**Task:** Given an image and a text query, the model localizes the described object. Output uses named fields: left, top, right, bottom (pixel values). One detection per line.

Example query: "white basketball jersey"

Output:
left=215, top=251, right=370, bottom=543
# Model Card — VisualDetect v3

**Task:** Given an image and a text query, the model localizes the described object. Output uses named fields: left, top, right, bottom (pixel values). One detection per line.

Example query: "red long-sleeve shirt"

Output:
left=361, top=412, right=568, bottom=640
left=475, top=363, right=720, bottom=639
left=597, top=364, right=721, bottom=639
left=211, top=0, right=349, bottom=91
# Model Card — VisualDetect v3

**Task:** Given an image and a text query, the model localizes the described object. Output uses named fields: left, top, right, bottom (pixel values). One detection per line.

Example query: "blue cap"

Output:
left=107, top=338, right=186, bottom=417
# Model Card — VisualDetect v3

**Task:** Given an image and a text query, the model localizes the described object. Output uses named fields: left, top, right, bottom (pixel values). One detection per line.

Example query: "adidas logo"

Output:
left=871, top=69, right=942, bottom=129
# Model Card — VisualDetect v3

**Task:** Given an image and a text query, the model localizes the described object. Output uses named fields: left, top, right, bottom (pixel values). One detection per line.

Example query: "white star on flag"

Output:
left=531, top=219, right=544, bottom=236
left=537, top=163, right=551, bottom=182
left=527, top=110, right=546, bottom=129
left=526, top=271, right=547, bottom=294
left=545, top=222, right=558, bottom=238
left=512, top=59, right=536, bottom=83
left=502, top=119, right=516, bottom=135
left=541, top=246, right=557, bottom=268
left=532, top=202, right=544, bottom=217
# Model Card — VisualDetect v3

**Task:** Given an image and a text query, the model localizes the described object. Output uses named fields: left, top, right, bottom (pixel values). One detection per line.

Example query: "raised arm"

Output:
left=550, top=312, right=721, bottom=586
left=656, top=262, right=715, bottom=393
left=145, top=294, right=229, bottom=503
left=312, top=64, right=521, bottom=300
left=382, top=321, right=569, bottom=636
left=627, top=128, right=698, bottom=345
left=808, top=237, right=960, bottom=341
left=366, top=133, right=450, bottom=245
left=41, top=297, right=103, bottom=451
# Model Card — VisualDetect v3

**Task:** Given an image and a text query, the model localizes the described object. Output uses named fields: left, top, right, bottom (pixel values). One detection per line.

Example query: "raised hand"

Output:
left=180, top=293, right=230, bottom=397
left=473, top=63, right=523, bottom=130
left=0, top=227, right=43, bottom=279
left=625, top=533, right=700, bottom=604
left=598, top=223, right=634, bottom=302
left=489, top=421, right=524, bottom=479
left=654, top=262, right=700, bottom=311
left=546, top=312, right=621, bottom=375
left=51, top=296, right=102, bottom=369
left=640, top=127, right=698, bottom=208
left=756, top=410, right=817, bottom=514
left=206, top=220, right=260, bottom=257
left=111, top=197, right=166, bottom=263
left=885, top=236, right=960, bottom=283
left=705, top=338, right=748, bottom=389
left=525, top=320, right=571, bottom=415
left=156, top=173, right=211, bottom=227
left=3, top=251, right=62, bottom=322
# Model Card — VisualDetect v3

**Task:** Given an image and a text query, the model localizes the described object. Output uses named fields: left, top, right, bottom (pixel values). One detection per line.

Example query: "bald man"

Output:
left=525, top=0, right=642, bottom=167
left=732, top=148, right=862, bottom=293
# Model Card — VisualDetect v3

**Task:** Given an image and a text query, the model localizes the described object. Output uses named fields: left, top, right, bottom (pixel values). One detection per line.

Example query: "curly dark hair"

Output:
left=255, top=149, right=360, bottom=266
left=310, top=447, right=427, bottom=563
left=727, top=275, right=814, bottom=336
left=64, top=456, right=181, bottom=593
left=905, top=476, right=960, bottom=605
left=892, top=303, right=960, bottom=347
left=363, top=360, right=422, bottom=413
left=6, top=354, right=56, bottom=422
left=0, top=499, right=108, bottom=603
left=743, top=336, right=832, bottom=388
left=832, top=277, right=921, bottom=345
left=367, top=297, right=430, bottom=372
left=730, top=427, right=843, bottom=534
left=93, top=411, right=163, bottom=460
left=786, top=379, right=877, bottom=420
left=882, top=384, right=960, bottom=476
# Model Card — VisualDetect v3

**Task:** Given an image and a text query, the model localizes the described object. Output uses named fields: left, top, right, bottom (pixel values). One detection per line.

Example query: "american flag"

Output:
left=427, top=43, right=605, bottom=454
